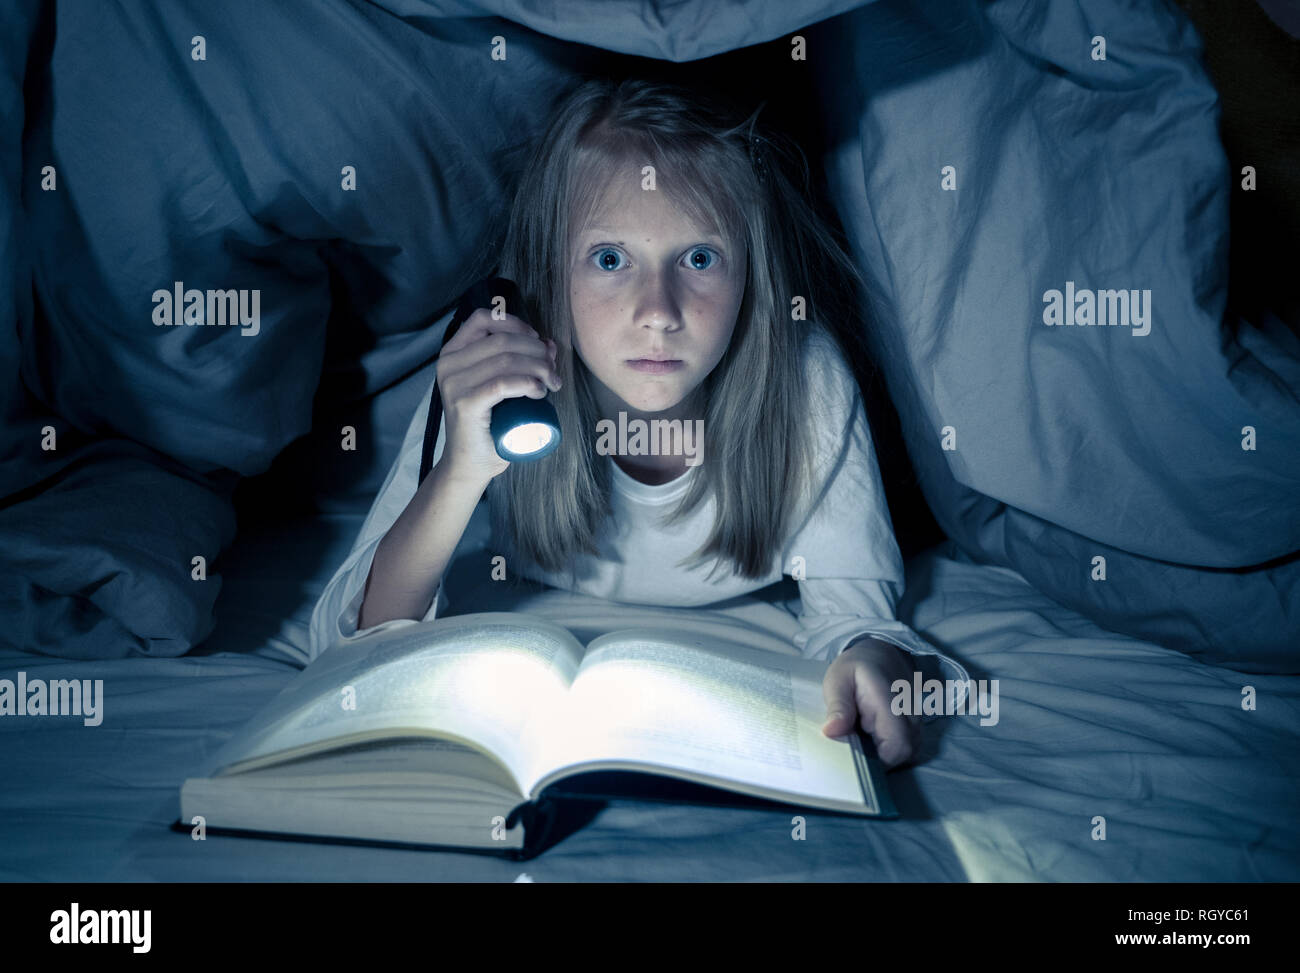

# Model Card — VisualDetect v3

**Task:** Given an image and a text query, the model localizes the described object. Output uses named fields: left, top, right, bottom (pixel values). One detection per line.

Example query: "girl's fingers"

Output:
left=443, top=308, right=536, bottom=356
left=821, top=656, right=919, bottom=766
left=457, top=353, right=560, bottom=399
left=869, top=703, right=916, bottom=768
left=442, top=331, right=556, bottom=394
left=821, top=666, right=858, bottom=735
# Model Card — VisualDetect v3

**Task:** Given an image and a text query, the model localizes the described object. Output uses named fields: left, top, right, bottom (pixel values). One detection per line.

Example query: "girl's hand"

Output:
left=821, top=638, right=921, bottom=768
left=434, top=307, right=562, bottom=485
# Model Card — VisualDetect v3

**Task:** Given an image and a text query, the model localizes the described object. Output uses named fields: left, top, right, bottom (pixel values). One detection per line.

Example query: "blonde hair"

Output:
left=484, top=77, right=873, bottom=585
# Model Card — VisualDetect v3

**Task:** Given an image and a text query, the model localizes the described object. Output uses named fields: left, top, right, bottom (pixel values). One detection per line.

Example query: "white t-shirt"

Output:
left=308, top=330, right=969, bottom=693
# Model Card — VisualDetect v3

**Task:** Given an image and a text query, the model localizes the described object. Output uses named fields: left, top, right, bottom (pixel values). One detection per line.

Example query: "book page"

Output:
left=209, top=613, right=583, bottom=792
left=223, top=738, right=520, bottom=798
left=525, top=629, right=877, bottom=809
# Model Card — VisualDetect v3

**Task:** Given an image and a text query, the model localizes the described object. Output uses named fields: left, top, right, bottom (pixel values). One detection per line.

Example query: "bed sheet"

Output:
left=1, top=506, right=1296, bottom=882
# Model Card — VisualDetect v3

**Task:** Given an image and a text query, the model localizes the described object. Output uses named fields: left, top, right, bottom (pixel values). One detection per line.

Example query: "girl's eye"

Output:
left=590, top=247, right=719, bottom=272
left=686, top=247, right=717, bottom=271
left=593, top=248, right=624, bottom=272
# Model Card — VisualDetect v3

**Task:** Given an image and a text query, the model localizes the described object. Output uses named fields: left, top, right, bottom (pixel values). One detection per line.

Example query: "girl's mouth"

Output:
left=626, top=359, right=683, bottom=374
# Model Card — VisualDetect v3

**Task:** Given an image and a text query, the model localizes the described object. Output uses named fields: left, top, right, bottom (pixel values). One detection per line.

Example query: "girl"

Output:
left=309, top=78, right=970, bottom=768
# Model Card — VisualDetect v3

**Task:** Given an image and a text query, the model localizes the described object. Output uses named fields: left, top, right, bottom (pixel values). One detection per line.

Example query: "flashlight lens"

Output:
left=501, top=423, right=555, bottom=456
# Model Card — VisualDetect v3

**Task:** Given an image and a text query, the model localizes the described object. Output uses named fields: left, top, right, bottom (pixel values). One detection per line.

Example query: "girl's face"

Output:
left=569, top=167, right=745, bottom=422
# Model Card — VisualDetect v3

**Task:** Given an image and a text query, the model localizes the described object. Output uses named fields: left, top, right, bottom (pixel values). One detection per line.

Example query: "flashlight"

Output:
left=418, top=277, right=562, bottom=485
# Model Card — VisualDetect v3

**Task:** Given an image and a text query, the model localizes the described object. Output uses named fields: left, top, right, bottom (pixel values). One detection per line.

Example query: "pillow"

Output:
left=0, top=441, right=236, bottom=660
left=811, top=0, right=1300, bottom=672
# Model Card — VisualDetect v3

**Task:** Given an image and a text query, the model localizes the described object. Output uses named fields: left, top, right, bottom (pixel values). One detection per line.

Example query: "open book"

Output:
left=179, top=612, right=897, bottom=857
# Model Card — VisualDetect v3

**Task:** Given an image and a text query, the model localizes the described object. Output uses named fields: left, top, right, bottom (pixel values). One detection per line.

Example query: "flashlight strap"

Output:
left=416, top=306, right=464, bottom=488
left=416, top=368, right=445, bottom=489
left=417, top=277, right=522, bottom=486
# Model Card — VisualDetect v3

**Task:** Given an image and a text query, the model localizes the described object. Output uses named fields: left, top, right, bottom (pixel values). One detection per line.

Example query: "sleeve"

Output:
left=786, top=333, right=972, bottom=715
left=306, top=375, right=452, bottom=663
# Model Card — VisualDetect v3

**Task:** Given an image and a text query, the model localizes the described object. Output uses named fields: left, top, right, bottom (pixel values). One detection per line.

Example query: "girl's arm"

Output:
left=308, top=304, right=556, bottom=662
left=791, top=331, right=972, bottom=701
left=795, top=574, right=972, bottom=703
left=307, top=377, right=461, bottom=662
left=359, top=458, right=486, bottom=630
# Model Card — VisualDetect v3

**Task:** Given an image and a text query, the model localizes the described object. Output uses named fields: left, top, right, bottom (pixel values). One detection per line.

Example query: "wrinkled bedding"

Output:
left=813, top=0, right=1300, bottom=670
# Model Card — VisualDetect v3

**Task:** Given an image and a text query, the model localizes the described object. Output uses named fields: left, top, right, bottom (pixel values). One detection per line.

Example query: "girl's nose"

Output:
left=634, top=276, right=682, bottom=331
